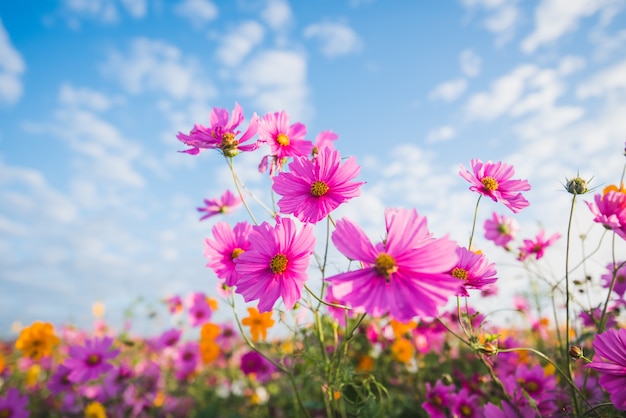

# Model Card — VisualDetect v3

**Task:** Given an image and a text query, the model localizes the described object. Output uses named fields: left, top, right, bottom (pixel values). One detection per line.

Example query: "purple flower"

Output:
left=601, top=261, right=626, bottom=298
left=326, top=208, right=460, bottom=321
left=0, top=388, right=29, bottom=418
left=47, top=364, right=74, bottom=395
left=460, top=159, right=531, bottom=213
left=174, top=342, right=199, bottom=381
left=64, top=336, right=119, bottom=383
left=235, top=216, right=315, bottom=312
left=186, top=292, right=213, bottom=327
left=587, top=328, right=626, bottom=410
left=421, top=380, right=452, bottom=418
left=151, top=328, right=182, bottom=351
left=450, top=387, right=480, bottom=418
left=518, top=230, right=560, bottom=261
left=273, top=147, right=364, bottom=224
left=177, top=102, right=259, bottom=156
left=240, top=351, right=276, bottom=383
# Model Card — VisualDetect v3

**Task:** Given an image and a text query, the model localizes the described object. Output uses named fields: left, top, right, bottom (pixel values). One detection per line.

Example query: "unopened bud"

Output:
left=565, top=176, right=588, bottom=195
left=480, top=341, right=498, bottom=356
left=568, top=345, right=583, bottom=360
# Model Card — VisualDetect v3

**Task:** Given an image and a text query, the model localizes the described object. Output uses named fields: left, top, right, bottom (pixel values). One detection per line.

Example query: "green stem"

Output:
left=468, top=195, right=482, bottom=250
left=227, top=157, right=259, bottom=225
left=563, top=193, right=579, bottom=416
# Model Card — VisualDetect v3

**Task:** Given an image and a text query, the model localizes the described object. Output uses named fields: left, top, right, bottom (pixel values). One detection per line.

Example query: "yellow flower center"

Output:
left=375, top=253, right=397, bottom=282
left=87, top=354, right=100, bottom=365
left=310, top=181, right=329, bottom=197
left=522, top=380, right=538, bottom=393
left=276, top=133, right=290, bottom=146
left=497, top=224, right=509, bottom=235
left=231, top=248, right=244, bottom=259
left=0, top=409, right=10, bottom=418
left=270, top=254, right=288, bottom=274
left=460, top=405, right=473, bottom=416
left=452, top=267, right=469, bottom=280
left=481, top=176, right=499, bottom=191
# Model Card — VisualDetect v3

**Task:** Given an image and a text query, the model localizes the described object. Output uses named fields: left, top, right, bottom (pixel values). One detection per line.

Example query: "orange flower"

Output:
left=389, top=319, right=416, bottom=338
left=391, top=338, right=414, bottom=363
left=200, top=340, right=221, bottom=364
left=200, top=323, right=221, bottom=341
left=241, top=307, right=274, bottom=342
left=356, top=355, right=375, bottom=372
left=15, top=321, right=60, bottom=360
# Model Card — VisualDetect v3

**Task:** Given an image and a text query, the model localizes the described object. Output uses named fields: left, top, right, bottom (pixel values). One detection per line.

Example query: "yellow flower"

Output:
left=200, top=340, right=221, bottom=364
left=154, top=391, right=165, bottom=407
left=92, top=301, right=106, bottom=318
left=15, top=321, right=60, bottom=360
left=200, top=323, right=220, bottom=342
left=25, top=364, right=41, bottom=387
left=0, top=352, right=5, bottom=374
left=391, top=338, right=414, bottom=363
left=85, top=401, right=107, bottom=418
left=241, top=307, right=274, bottom=342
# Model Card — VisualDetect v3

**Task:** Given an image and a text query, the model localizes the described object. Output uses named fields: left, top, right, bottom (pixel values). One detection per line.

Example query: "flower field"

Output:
left=1, top=104, right=626, bottom=417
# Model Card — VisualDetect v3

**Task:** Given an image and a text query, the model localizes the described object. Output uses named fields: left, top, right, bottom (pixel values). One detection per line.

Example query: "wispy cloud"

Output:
left=261, top=0, right=293, bottom=32
left=58, top=0, right=147, bottom=28
left=215, top=20, right=265, bottom=67
left=461, top=0, right=521, bottom=45
left=303, top=21, right=363, bottom=58
left=0, top=18, right=25, bottom=105
left=174, top=0, right=218, bottom=27
left=429, top=78, right=468, bottom=102
left=460, top=49, right=482, bottom=77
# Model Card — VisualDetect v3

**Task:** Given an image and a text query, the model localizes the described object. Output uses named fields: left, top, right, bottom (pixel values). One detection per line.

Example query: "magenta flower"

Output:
left=449, top=246, right=498, bottom=296
left=64, top=336, right=120, bottom=383
left=460, top=159, right=531, bottom=213
left=235, top=216, right=315, bottom=312
left=47, top=364, right=74, bottom=395
left=518, top=230, right=560, bottom=261
left=240, top=351, right=276, bottom=383
left=272, top=148, right=364, bottom=224
left=483, top=212, right=519, bottom=248
left=586, top=190, right=626, bottom=239
left=186, top=292, right=213, bottom=327
left=165, top=295, right=183, bottom=314
left=197, top=190, right=242, bottom=221
left=258, top=110, right=313, bottom=159
left=450, top=387, right=480, bottom=418
left=204, top=221, right=252, bottom=287
left=514, top=364, right=557, bottom=414
left=587, top=328, right=626, bottom=410
left=601, top=261, right=626, bottom=298
left=325, top=208, right=460, bottom=322
left=151, top=328, right=182, bottom=350
left=0, top=388, right=29, bottom=418
left=174, top=341, right=199, bottom=380
left=177, top=102, right=259, bottom=156
left=422, top=380, right=453, bottom=418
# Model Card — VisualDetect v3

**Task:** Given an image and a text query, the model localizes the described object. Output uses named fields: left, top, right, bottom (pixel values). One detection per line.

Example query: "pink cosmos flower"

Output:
left=47, top=364, right=74, bottom=395
left=450, top=387, right=480, bottom=418
left=197, top=190, right=242, bottom=221
left=325, top=208, right=460, bottom=322
left=312, top=130, right=338, bottom=156
left=64, top=336, right=120, bottom=383
left=518, top=230, right=560, bottom=261
left=257, top=111, right=313, bottom=174
left=177, top=102, right=259, bottom=156
left=240, top=351, right=276, bottom=383
left=587, top=328, right=626, bottom=410
left=449, top=246, right=498, bottom=296
left=460, top=159, right=531, bottom=213
left=483, top=212, right=519, bottom=248
left=235, top=216, right=315, bottom=312
left=165, top=295, right=183, bottom=314
left=204, top=221, right=252, bottom=287
left=586, top=190, right=626, bottom=240
left=422, top=380, right=453, bottom=418
left=272, top=147, right=364, bottom=224
left=514, top=364, right=557, bottom=415
left=601, top=261, right=626, bottom=298
left=0, top=388, right=29, bottom=418
left=174, top=342, right=200, bottom=381
left=186, top=292, right=213, bottom=327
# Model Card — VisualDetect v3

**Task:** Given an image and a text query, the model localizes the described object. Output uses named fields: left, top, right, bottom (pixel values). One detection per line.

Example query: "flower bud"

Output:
left=565, top=176, right=588, bottom=195
left=480, top=341, right=498, bottom=356
left=568, top=345, right=583, bottom=360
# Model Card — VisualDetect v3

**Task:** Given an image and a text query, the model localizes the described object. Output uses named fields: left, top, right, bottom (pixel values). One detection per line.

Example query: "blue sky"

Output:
left=1, top=0, right=626, bottom=337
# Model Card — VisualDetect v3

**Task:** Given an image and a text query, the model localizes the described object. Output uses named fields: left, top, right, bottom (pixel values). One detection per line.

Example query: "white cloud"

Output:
left=460, top=49, right=482, bottom=77
left=58, top=84, right=118, bottom=111
left=521, top=0, right=619, bottom=53
left=0, top=18, right=26, bottom=105
left=576, top=58, right=626, bottom=99
left=464, top=65, right=537, bottom=120
left=303, top=21, right=363, bottom=58
left=236, top=49, right=310, bottom=121
left=101, top=38, right=216, bottom=101
left=174, top=0, right=218, bottom=27
left=119, top=0, right=147, bottom=18
left=429, top=78, right=468, bottom=102
left=261, top=0, right=293, bottom=31
left=216, top=20, right=265, bottom=67
left=426, top=125, right=457, bottom=143
left=557, top=55, right=586, bottom=75
left=62, top=0, right=119, bottom=26
left=461, top=0, right=521, bottom=45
